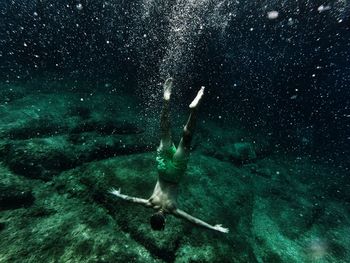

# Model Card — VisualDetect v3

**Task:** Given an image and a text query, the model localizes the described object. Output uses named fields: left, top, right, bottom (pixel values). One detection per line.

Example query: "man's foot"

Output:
left=163, top=78, right=173, bottom=101
left=189, top=86, right=205, bottom=109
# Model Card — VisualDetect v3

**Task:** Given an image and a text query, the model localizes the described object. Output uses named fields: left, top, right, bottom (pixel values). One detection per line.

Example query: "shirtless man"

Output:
left=109, top=78, right=229, bottom=233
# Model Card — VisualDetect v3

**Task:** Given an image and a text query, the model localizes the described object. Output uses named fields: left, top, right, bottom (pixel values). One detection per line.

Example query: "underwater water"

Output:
left=0, top=0, right=349, bottom=262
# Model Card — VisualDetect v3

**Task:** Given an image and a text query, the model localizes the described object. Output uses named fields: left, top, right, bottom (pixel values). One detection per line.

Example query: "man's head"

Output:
left=150, top=211, right=166, bottom=231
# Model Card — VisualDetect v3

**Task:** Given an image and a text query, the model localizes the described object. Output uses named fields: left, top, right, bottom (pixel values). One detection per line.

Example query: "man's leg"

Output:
left=173, top=86, right=205, bottom=162
left=159, top=78, right=174, bottom=150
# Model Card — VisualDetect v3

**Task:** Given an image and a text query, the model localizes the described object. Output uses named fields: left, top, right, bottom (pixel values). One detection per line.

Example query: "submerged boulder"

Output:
left=198, top=121, right=270, bottom=163
left=232, top=142, right=257, bottom=160
left=224, top=142, right=257, bottom=164
left=0, top=90, right=156, bottom=180
left=1, top=136, right=77, bottom=180
left=52, top=152, right=254, bottom=262
left=0, top=183, right=35, bottom=211
left=1, top=133, right=154, bottom=180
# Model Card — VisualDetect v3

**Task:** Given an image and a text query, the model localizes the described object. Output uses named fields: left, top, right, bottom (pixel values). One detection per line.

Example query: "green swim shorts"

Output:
left=156, top=144, right=189, bottom=184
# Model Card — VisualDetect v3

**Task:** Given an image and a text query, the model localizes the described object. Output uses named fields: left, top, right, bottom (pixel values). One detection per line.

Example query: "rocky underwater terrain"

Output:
left=0, top=79, right=349, bottom=263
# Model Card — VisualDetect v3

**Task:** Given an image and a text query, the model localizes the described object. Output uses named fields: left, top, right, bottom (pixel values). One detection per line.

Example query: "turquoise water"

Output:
left=0, top=1, right=349, bottom=262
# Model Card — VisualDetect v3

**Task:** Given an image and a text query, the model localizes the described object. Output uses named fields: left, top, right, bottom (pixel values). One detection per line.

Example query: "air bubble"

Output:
left=267, top=11, right=279, bottom=20
left=76, top=3, right=83, bottom=10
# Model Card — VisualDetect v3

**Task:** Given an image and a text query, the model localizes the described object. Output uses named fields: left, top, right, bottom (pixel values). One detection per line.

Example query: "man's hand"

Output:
left=109, top=187, right=151, bottom=206
left=174, top=208, right=230, bottom=234
left=213, top=224, right=229, bottom=233
left=109, top=187, right=123, bottom=198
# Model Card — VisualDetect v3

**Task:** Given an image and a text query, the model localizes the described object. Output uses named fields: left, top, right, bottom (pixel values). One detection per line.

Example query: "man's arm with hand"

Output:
left=109, top=188, right=151, bottom=207
left=173, top=208, right=229, bottom=233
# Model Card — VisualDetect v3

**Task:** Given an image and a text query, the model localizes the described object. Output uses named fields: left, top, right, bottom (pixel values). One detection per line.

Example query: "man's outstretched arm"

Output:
left=109, top=188, right=151, bottom=207
left=173, top=208, right=229, bottom=233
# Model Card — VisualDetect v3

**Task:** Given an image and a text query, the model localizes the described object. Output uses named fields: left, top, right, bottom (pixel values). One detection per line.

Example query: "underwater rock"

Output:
left=0, top=184, right=34, bottom=211
left=248, top=165, right=274, bottom=179
left=3, top=117, right=69, bottom=140
left=1, top=145, right=347, bottom=262
left=232, top=142, right=257, bottom=160
left=67, top=105, right=92, bottom=120
left=0, top=94, right=75, bottom=140
left=0, top=84, right=27, bottom=103
left=56, top=153, right=182, bottom=262
left=0, top=90, right=153, bottom=180
left=252, top=197, right=307, bottom=262
left=253, top=136, right=273, bottom=158
left=0, top=185, right=159, bottom=263
left=198, top=121, right=270, bottom=164
left=0, top=106, right=143, bottom=141
left=1, top=133, right=154, bottom=180
left=53, top=152, right=255, bottom=262
left=225, top=142, right=257, bottom=164
left=2, top=136, right=77, bottom=180
left=0, top=91, right=145, bottom=140
left=175, top=244, right=216, bottom=262
left=71, top=119, right=144, bottom=135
